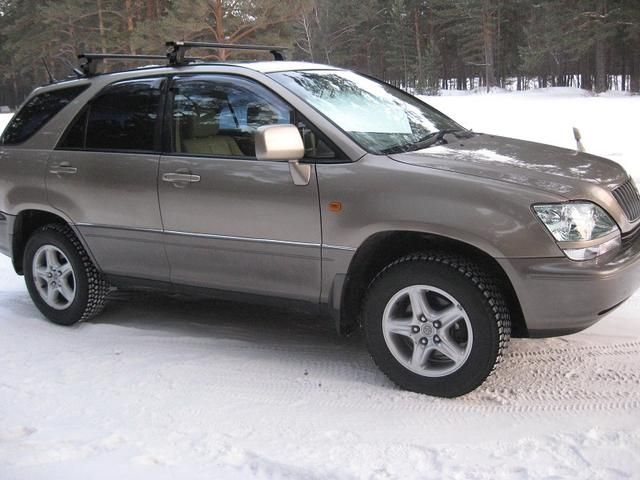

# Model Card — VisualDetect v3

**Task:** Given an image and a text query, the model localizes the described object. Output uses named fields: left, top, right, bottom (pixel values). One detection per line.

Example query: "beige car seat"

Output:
left=183, top=114, right=243, bottom=156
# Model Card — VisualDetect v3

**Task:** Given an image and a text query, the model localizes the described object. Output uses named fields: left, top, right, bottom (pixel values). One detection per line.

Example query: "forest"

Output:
left=1, top=0, right=639, bottom=106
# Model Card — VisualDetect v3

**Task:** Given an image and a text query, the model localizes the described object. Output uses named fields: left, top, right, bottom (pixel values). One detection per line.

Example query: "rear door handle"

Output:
left=49, top=163, right=78, bottom=175
left=162, top=173, right=201, bottom=183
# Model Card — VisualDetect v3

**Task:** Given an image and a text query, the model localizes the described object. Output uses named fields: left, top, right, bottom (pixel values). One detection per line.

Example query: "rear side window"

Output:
left=59, top=77, right=164, bottom=152
left=1, top=85, right=88, bottom=145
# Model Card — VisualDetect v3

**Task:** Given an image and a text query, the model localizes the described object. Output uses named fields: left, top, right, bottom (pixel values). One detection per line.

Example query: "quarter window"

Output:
left=170, top=75, right=292, bottom=157
left=1, top=85, right=88, bottom=145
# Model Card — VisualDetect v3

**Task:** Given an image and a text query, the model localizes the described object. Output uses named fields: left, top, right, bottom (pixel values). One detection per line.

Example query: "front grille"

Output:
left=612, top=178, right=640, bottom=222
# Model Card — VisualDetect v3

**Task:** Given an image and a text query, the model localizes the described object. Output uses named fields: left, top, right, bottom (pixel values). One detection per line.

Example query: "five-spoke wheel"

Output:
left=363, top=253, right=510, bottom=397
left=32, top=245, right=77, bottom=310
left=382, top=285, right=473, bottom=377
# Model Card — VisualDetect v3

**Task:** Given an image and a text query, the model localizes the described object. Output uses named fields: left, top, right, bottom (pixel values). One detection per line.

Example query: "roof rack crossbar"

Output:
left=77, top=41, right=288, bottom=76
left=166, top=41, right=288, bottom=64
left=78, top=53, right=187, bottom=76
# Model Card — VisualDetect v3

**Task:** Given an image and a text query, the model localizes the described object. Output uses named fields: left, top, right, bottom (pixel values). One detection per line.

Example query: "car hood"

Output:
left=390, top=133, right=628, bottom=198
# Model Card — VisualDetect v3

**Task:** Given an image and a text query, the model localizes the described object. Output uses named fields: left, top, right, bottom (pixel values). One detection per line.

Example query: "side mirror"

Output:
left=255, top=124, right=304, bottom=162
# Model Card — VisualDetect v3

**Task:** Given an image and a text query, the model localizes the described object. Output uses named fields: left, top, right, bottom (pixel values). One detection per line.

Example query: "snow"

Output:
left=0, top=113, right=11, bottom=135
left=1, top=90, right=640, bottom=479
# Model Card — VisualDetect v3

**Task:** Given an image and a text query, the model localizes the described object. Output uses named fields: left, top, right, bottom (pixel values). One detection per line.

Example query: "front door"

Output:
left=158, top=74, right=322, bottom=302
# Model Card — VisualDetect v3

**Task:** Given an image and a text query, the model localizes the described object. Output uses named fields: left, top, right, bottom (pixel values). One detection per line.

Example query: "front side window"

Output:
left=59, top=77, right=164, bottom=152
left=1, top=85, right=88, bottom=145
left=170, top=75, right=292, bottom=157
left=270, top=70, right=465, bottom=155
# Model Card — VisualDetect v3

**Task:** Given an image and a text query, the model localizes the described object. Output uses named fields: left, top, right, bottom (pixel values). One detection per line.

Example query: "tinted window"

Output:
left=171, top=75, right=291, bottom=157
left=1, top=85, right=88, bottom=145
left=59, top=109, right=89, bottom=149
left=61, top=78, right=164, bottom=152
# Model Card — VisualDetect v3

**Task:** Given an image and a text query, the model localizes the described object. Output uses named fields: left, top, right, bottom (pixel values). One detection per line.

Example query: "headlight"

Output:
left=533, top=202, right=617, bottom=242
left=533, top=202, right=620, bottom=261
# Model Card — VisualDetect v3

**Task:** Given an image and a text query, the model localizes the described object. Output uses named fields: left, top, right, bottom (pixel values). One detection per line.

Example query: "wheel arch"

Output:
left=11, top=209, right=98, bottom=275
left=336, top=230, right=528, bottom=338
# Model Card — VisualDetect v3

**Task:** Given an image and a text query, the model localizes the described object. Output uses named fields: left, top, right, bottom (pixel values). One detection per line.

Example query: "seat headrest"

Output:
left=190, top=113, right=219, bottom=138
left=247, top=103, right=280, bottom=127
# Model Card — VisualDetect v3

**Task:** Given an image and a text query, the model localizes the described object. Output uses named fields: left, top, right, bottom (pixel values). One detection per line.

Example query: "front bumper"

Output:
left=498, top=228, right=640, bottom=337
left=0, top=211, right=14, bottom=258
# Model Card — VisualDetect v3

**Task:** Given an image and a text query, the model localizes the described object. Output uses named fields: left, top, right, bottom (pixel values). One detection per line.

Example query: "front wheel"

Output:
left=362, top=253, right=511, bottom=397
left=23, top=224, right=108, bottom=326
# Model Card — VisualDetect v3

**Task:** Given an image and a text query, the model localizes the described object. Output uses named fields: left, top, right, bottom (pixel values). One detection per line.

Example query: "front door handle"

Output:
left=162, top=173, right=201, bottom=184
left=49, top=163, right=78, bottom=175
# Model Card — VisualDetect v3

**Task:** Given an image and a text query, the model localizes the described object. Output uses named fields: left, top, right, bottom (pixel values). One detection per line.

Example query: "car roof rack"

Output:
left=78, top=53, right=174, bottom=76
left=77, top=41, right=288, bottom=77
left=166, top=41, right=288, bottom=64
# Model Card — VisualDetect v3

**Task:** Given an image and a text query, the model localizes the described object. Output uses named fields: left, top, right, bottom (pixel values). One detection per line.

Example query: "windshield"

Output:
left=270, top=70, right=465, bottom=154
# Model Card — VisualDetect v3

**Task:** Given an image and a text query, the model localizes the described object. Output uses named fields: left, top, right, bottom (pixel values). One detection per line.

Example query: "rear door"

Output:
left=48, top=77, right=169, bottom=282
left=158, top=74, right=322, bottom=302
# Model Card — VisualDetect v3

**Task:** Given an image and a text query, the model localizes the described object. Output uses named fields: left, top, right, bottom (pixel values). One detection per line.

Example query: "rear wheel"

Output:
left=23, top=224, right=108, bottom=326
left=362, top=253, right=510, bottom=397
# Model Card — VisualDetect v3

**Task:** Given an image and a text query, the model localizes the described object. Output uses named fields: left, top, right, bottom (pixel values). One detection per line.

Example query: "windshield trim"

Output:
left=268, top=69, right=467, bottom=156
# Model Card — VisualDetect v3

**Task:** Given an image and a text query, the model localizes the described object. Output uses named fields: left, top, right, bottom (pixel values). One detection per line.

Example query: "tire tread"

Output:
left=362, top=252, right=511, bottom=393
left=39, top=224, right=108, bottom=322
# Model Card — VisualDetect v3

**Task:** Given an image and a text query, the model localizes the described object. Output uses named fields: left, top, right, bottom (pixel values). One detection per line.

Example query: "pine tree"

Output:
left=2, top=0, right=640, bottom=106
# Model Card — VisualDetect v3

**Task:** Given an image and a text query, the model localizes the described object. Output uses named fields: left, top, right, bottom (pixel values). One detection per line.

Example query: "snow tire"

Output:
left=23, top=223, right=108, bottom=326
left=362, top=252, right=511, bottom=397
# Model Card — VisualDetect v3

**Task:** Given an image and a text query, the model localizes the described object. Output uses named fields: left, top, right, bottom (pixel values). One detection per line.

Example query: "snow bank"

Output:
left=1, top=91, right=640, bottom=479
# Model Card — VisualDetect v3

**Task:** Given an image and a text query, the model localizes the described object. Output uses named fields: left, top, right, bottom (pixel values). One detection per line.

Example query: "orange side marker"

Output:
left=328, top=201, right=342, bottom=213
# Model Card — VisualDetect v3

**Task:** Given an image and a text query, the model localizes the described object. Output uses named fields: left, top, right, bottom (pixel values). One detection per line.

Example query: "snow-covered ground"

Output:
left=1, top=89, right=640, bottom=479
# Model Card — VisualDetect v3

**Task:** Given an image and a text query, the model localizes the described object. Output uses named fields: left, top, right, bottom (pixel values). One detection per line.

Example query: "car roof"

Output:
left=229, top=61, right=340, bottom=73
left=31, top=60, right=342, bottom=95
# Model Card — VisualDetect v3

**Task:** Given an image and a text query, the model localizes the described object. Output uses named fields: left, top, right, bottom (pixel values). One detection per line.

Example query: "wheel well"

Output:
left=12, top=210, right=68, bottom=275
left=339, top=231, right=528, bottom=337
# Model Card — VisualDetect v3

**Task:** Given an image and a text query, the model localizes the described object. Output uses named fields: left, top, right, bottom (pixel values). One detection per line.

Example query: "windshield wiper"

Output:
left=381, top=129, right=465, bottom=155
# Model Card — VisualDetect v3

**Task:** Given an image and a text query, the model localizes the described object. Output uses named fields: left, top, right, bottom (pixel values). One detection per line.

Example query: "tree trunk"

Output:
left=414, top=8, right=423, bottom=92
left=621, top=42, right=627, bottom=91
left=212, top=0, right=227, bottom=60
left=482, top=0, right=496, bottom=92
left=11, top=72, right=19, bottom=108
left=594, top=38, right=606, bottom=92
left=631, top=56, right=640, bottom=93
left=97, top=0, right=106, bottom=54
left=145, top=0, right=156, bottom=20
left=581, top=57, right=592, bottom=91
left=124, top=0, right=136, bottom=54
left=594, top=0, right=607, bottom=93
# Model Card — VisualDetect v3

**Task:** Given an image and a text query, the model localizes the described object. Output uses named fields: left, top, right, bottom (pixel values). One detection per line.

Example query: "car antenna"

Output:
left=41, top=57, right=56, bottom=84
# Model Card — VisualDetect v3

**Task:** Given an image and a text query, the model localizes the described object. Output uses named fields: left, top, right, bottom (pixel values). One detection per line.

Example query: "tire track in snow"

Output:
left=134, top=336, right=640, bottom=416
left=3, top=288, right=640, bottom=417
left=505, top=340, right=640, bottom=359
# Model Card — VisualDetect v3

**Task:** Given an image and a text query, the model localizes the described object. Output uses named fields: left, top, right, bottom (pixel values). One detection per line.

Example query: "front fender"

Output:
left=316, top=154, right=565, bottom=259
